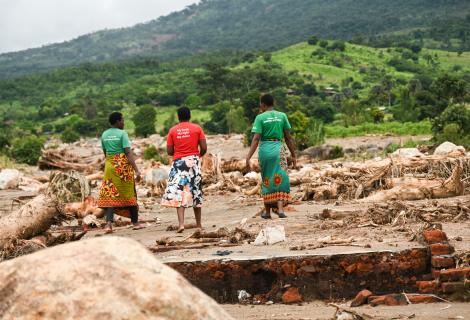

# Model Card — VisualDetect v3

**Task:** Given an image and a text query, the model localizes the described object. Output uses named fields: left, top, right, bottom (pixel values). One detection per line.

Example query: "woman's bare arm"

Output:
left=245, top=133, right=261, bottom=170
left=199, top=139, right=207, bottom=157
left=284, top=130, right=297, bottom=169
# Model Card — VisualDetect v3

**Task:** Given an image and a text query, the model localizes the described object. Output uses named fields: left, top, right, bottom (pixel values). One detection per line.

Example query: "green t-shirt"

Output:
left=101, top=128, right=131, bottom=155
left=251, top=110, right=291, bottom=141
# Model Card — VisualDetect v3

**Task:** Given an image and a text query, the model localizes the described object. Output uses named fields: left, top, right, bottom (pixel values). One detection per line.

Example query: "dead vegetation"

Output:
left=0, top=171, right=90, bottom=260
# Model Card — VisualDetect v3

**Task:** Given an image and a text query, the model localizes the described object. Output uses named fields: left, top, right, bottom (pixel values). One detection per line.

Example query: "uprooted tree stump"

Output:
left=0, top=237, right=233, bottom=320
left=0, top=171, right=89, bottom=259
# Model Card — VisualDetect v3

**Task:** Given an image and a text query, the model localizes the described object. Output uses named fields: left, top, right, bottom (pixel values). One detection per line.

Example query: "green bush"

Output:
left=435, top=123, right=470, bottom=147
left=11, top=136, right=44, bottom=165
left=432, top=104, right=470, bottom=136
left=307, top=36, right=319, bottom=45
left=143, top=145, right=169, bottom=165
left=61, top=128, right=80, bottom=143
left=327, top=145, right=344, bottom=159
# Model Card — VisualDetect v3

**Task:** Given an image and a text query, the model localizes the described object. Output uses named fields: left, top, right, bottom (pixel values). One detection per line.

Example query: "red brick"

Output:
left=350, top=289, right=373, bottom=307
left=356, top=262, right=373, bottom=273
left=430, top=243, right=454, bottom=256
left=407, top=294, right=442, bottom=304
left=282, top=287, right=302, bottom=304
left=369, top=294, right=408, bottom=307
left=439, top=268, right=470, bottom=282
left=423, top=229, right=447, bottom=244
left=343, top=263, right=357, bottom=274
left=281, top=262, right=297, bottom=276
left=431, top=256, right=456, bottom=269
left=442, top=281, right=465, bottom=294
left=416, top=280, right=439, bottom=294
left=212, top=271, right=225, bottom=280
left=432, top=269, right=441, bottom=279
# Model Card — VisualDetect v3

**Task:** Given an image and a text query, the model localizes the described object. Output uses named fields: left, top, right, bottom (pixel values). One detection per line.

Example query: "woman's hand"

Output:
left=135, top=170, right=142, bottom=183
left=291, top=156, right=297, bottom=170
left=245, top=158, right=251, bottom=172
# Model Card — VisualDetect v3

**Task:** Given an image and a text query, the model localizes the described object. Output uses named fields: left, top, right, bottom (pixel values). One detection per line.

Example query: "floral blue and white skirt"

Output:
left=161, top=155, right=203, bottom=208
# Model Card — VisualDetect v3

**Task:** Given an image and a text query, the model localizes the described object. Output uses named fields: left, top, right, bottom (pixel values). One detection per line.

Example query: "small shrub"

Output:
left=143, top=145, right=169, bottom=165
left=327, top=145, right=344, bottom=159
left=61, top=128, right=80, bottom=143
left=11, top=136, right=44, bottom=165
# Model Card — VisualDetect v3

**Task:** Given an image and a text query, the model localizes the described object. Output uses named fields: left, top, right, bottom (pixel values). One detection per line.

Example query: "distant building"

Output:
left=323, top=87, right=338, bottom=96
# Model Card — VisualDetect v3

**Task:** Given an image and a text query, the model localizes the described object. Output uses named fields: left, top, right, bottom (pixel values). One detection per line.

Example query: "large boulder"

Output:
left=0, top=169, right=21, bottom=190
left=0, top=237, right=233, bottom=320
left=391, top=148, right=424, bottom=158
left=434, top=141, right=466, bottom=156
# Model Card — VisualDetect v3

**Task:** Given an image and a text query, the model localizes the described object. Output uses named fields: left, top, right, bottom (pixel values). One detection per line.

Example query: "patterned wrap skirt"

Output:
left=97, top=153, right=138, bottom=208
left=259, top=141, right=291, bottom=207
left=161, top=155, right=203, bottom=208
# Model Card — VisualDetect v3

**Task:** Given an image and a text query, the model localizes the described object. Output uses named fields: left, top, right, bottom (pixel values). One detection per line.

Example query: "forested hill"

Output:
left=1, top=0, right=470, bottom=79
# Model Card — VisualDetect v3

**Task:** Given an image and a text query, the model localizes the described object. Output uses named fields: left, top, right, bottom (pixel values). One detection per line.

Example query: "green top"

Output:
left=101, top=128, right=131, bottom=155
left=251, top=110, right=291, bottom=141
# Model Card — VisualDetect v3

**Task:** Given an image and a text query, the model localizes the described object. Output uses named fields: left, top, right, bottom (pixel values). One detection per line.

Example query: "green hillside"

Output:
left=1, top=0, right=469, bottom=79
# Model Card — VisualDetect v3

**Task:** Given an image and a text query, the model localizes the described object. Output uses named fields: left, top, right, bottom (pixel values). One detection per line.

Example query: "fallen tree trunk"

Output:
left=362, top=165, right=463, bottom=202
left=0, top=171, right=89, bottom=256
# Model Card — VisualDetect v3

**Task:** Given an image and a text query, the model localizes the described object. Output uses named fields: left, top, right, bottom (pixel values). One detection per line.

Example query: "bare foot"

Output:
left=132, top=223, right=146, bottom=230
left=104, top=226, right=113, bottom=234
left=176, top=227, right=185, bottom=234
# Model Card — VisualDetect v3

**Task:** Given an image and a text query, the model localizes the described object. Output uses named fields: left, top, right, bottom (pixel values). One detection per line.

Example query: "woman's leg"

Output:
left=130, top=206, right=146, bottom=230
left=129, top=206, right=138, bottom=224
left=193, top=207, right=202, bottom=229
left=262, top=204, right=272, bottom=219
left=104, top=208, right=114, bottom=233
left=177, top=207, right=185, bottom=233
left=276, top=201, right=287, bottom=218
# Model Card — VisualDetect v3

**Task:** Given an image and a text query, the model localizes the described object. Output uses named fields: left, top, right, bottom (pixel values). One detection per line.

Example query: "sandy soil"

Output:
left=224, top=301, right=470, bottom=320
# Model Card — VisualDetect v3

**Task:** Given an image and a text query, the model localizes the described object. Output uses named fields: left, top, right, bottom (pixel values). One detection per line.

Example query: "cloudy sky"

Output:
left=0, top=0, right=198, bottom=54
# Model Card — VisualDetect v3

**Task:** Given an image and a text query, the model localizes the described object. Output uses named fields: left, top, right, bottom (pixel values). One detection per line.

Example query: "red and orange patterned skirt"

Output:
left=97, top=153, right=137, bottom=208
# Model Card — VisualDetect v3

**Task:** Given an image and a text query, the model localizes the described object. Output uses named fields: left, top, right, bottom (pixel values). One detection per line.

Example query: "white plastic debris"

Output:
left=237, top=290, right=251, bottom=303
left=253, top=225, right=286, bottom=246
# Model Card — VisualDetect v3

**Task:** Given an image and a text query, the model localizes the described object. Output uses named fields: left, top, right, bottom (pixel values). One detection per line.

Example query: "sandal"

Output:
left=276, top=212, right=287, bottom=218
left=261, top=211, right=272, bottom=219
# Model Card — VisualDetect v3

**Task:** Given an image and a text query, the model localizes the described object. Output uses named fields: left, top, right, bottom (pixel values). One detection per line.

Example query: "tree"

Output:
left=319, top=40, right=328, bottom=48
left=308, top=36, right=319, bottom=45
left=432, top=104, right=470, bottom=136
left=133, top=105, right=157, bottom=137
left=327, top=40, right=346, bottom=52
left=262, top=53, right=272, bottom=62
left=11, top=136, right=44, bottom=165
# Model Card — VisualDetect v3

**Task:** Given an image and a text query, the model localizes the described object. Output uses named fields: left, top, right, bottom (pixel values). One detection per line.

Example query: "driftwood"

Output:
left=362, top=164, right=463, bottom=202
left=39, top=147, right=103, bottom=173
left=0, top=171, right=89, bottom=258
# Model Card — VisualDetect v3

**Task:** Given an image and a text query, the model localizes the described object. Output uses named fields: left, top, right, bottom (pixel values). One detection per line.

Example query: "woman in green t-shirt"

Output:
left=245, top=94, right=296, bottom=219
left=98, top=112, right=143, bottom=233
